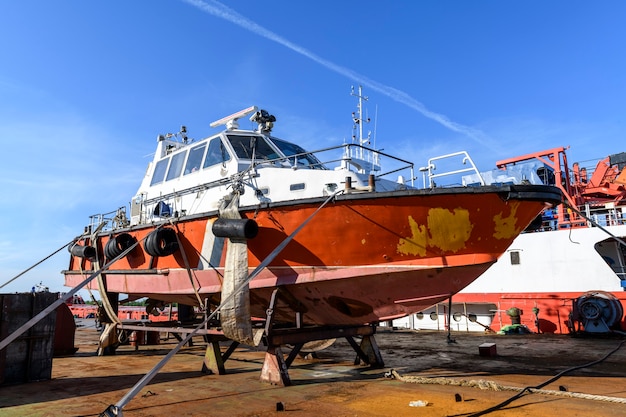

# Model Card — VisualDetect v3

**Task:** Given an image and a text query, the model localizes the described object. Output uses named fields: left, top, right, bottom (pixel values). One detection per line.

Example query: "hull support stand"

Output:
left=201, top=339, right=240, bottom=375
left=346, top=333, right=384, bottom=366
left=260, top=324, right=383, bottom=386
left=259, top=288, right=384, bottom=386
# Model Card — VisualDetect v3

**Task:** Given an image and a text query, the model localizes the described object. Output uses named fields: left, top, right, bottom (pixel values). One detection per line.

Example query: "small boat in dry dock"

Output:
left=63, top=88, right=560, bottom=346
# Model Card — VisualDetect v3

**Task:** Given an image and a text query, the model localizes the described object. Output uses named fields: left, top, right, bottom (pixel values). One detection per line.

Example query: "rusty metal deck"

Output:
left=1, top=323, right=625, bottom=417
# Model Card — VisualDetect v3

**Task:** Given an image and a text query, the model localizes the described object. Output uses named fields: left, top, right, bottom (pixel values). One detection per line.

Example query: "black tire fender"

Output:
left=144, top=227, right=179, bottom=257
left=104, top=233, right=137, bottom=260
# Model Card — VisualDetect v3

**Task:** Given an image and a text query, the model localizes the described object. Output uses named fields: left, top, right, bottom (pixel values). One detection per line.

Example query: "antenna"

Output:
left=351, top=85, right=371, bottom=160
left=210, top=106, right=258, bottom=130
left=373, top=104, right=378, bottom=150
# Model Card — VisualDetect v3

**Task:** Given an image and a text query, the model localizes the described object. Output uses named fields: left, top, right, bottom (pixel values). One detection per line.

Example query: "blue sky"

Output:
left=1, top=1, right=625, bottom=295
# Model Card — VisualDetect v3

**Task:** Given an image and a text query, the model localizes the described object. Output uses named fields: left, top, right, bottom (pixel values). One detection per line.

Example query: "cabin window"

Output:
left=290, top=183, right=305, bottom=191
left=184, top=144, right=206, bottom=175
left=227, top=134, right=280, bottom=161
left=150, top=158, right=170, bottom=186
left=204, top=138, right=231, bottom=168
left=166, top=150, right=187, bottom=181
left=510, top=251, right=520, bottom=265
left=271, top=137, right=324, bottom=169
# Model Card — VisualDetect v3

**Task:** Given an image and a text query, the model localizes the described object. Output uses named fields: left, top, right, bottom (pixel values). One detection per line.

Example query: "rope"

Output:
left=390, top=370, right=626, bottom=403
left=79, top=222, right=156, bottom=355
left=390, top=338, right=626, bottom=415
left=563, top=201, right=626, bottom=248
left=90, top=222, right=122, bottom=327
left=0, top=237, right=80, bottom=289
left=95, top=263, right=122, bottom=326
left=171, top=220, right=205, bottom=309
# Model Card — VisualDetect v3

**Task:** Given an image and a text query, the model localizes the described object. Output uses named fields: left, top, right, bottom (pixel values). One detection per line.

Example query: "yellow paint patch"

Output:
left=397, top=208, right=473, bottom=257
left=493, top=201, right=521, bottom=239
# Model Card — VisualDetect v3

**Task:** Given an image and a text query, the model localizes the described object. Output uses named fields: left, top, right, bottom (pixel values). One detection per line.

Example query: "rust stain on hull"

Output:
left=397, top=207, right=473, bottom=256
left=493, top=201, right=522, bottom=239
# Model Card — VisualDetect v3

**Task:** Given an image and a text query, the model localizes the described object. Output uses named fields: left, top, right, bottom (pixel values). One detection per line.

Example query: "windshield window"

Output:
left=166, top=150, right=187, bottom=181
left=227, top=134, right=280, bottom=161
left=204, top=137, right=231, bottom=168
left=184, top=143, right=206, bottom=175
left=271, top=137, right=324, bottom=169
left=150, top=158, right=169, bottom=186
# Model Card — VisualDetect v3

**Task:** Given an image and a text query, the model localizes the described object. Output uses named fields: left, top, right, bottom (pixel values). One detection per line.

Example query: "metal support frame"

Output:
left=345, top=334, right=384, bottom=366
left=259, top=288, right=384, bottom=386
left=110, top=302, right=385, bottom=388
left=117, top=321, right=238, bottom=375
left=259, top=324, right=384, bottom=386
left=204, top=340, right=239, bottom=374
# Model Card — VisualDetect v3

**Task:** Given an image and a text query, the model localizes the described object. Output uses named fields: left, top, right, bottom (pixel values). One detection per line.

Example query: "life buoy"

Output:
left=104, top=233, right=137, bottom=260
left=144, top=227, right=179, bottom=257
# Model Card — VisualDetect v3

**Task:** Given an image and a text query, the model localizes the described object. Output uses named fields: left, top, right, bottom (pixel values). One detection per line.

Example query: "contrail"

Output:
left=181, top=0, right=495, bottom=148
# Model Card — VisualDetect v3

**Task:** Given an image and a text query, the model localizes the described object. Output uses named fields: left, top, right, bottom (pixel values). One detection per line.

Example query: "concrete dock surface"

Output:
left=1, top=322, right=625, bottom=417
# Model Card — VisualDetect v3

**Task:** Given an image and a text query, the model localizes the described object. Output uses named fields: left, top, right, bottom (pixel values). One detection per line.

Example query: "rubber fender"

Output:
left=104, top=233, right=137, bottom=260
left=212, top=218, right=258, bottom=239
left=69, top=244, right=96, bottom=259
left=144, top=227, right=179, bottom=257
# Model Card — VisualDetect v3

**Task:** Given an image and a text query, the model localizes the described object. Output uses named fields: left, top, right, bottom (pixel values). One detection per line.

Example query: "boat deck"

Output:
left=1, top=323, right=625, bottom=416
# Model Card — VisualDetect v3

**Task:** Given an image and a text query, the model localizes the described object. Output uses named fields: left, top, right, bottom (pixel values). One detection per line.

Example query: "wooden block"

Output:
left=479, top=342, right=497, bottom=357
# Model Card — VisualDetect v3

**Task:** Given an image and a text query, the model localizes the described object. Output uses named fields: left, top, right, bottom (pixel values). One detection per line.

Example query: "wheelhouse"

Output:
left=148, top=132, right=325, bottom=188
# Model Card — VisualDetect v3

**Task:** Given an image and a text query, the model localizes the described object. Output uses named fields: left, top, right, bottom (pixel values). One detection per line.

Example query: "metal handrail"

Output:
left=424, top=151, right=484, bottom=188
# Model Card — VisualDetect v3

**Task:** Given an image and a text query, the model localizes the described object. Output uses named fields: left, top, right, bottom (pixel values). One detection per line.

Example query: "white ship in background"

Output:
left=396, top=147, right=626, bottom=334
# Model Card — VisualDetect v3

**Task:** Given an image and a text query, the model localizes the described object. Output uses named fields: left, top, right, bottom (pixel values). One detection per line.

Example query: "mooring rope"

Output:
left=390, top=338, right=626, bottom=415
left=0, top=237, right=80, bottom=290
left=389, top=370, right=626, bottom=404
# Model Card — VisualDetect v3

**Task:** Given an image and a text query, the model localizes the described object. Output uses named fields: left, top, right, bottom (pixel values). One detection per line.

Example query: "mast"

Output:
left=351, top=85, right=371, bottom=160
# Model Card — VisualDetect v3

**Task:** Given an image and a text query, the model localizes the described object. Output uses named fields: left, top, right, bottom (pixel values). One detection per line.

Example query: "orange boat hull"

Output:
left=64, top=186, right=561, bottom=326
